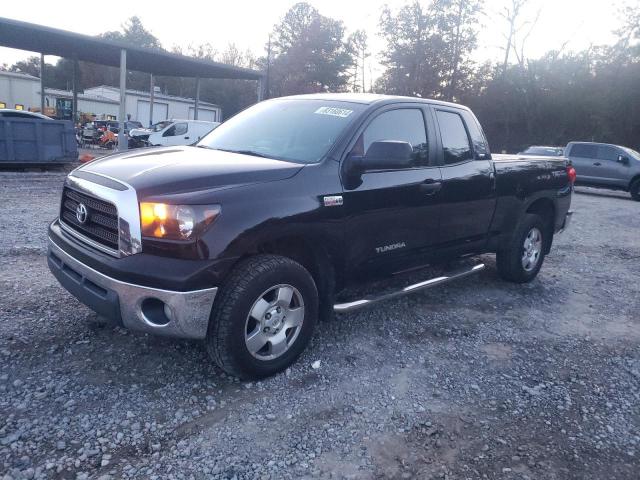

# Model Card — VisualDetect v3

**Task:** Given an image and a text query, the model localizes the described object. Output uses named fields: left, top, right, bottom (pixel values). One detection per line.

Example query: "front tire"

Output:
left=496, top=214, right=547, bottom=283
left=206, top=255, right=318, bottom=380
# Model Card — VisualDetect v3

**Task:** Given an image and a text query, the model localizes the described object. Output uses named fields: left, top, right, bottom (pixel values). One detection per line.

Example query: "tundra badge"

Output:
left=375, top=242, right=407, bottom=254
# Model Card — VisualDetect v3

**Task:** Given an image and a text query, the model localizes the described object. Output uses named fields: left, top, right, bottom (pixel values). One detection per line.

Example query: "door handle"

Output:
left=593, top=162, right=601, bottom=166
left=419, top=181, right=442, bottom=195
left=184, top=136, right=190, bottom=139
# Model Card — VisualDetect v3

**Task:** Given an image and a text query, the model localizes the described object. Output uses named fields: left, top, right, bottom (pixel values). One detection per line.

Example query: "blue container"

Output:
left=0, top=117, right=78, bottom=165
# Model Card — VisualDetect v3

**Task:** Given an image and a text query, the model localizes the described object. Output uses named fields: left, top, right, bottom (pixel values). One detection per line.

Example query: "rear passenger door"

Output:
left=432, top=107, right=496, bottom=251
left=342, top=105, right=441, bottom=276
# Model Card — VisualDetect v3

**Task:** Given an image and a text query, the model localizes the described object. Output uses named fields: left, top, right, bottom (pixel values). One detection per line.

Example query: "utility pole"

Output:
left=40, top=53, right=45, bottom=114
left=149, top=74, right=154, bottom=126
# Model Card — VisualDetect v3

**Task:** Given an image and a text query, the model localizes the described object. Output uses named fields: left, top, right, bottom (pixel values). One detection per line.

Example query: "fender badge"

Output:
left=323, top=195, right=343, bottom=207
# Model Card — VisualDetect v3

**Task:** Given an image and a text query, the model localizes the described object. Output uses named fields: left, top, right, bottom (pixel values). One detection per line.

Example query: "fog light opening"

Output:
left=140, top=298, right=171, bottom=326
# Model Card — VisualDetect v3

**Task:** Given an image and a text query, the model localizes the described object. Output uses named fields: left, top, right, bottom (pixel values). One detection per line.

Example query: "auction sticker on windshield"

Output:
left=314, top=107, right=353, bottom=118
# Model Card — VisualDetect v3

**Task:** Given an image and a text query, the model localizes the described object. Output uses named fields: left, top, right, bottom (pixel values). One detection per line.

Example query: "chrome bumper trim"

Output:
left=48, top=236, right=217, bottom=339
left=60, top=220, right=120, bottom=257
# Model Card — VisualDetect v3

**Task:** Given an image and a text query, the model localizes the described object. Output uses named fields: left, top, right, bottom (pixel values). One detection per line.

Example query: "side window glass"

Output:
left=436, top=110, right=473, bottom=165
left=174, top=123, right=188, bottom=136
left=597, top=146, right=619, bottom=161
left=163, top=125, right=176, bottom=137
left=351, top=109, right=429, bottom=166
left=569, top=144, right=597, bottom=158
left=462, top=111, right=489, bottom=157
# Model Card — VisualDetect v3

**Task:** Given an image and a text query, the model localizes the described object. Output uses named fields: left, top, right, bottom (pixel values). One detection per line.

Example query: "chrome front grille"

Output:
left=60, top=187, right=119, bottom=252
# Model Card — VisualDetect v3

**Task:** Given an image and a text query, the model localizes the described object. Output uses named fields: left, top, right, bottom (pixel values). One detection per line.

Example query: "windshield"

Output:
left=198, top=99, right=365, bottom=163
left=622, top=146, right=640, bottom=159
left=521, top=146, right=563, bottom=156
left=151, top=121, right=172, bottom=132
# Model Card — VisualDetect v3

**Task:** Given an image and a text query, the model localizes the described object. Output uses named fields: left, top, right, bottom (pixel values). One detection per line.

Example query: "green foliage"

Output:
left=267, top=2, right=355, bottom=96
left=376, top=0, right=483, bottom=100
left=4, top=5, right=640, bottom=148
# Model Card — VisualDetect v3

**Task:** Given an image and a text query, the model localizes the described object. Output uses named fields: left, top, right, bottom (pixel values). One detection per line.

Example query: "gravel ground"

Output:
left=0, top=172, right=639, bottom=480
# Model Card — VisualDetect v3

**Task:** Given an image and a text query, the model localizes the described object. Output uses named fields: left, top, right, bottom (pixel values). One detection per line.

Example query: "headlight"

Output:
left=140, top=203, right=221, bottom=240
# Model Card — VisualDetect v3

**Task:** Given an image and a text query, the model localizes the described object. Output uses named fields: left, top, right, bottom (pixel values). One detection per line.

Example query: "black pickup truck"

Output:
left=48, top=94, right=574, bottom=379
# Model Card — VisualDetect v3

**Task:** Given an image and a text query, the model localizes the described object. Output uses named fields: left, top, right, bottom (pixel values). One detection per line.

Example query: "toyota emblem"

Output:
left=76, top=203, right=89, bottom=224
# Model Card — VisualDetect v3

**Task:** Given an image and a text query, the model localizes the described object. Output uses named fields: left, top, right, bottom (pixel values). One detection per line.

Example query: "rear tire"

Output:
left=206, top=254, right=318, bottom=380
left=630, top=179, right=640, bottom=201
left=496, top=214, right=547, bottom=283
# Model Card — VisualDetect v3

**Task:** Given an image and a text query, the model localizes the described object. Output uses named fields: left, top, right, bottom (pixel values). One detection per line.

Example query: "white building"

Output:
left=85, top=85, right=221, bottom=124
left=0, top=70, right=40, bottom=110
left=0, top=71, right=221, bottom=124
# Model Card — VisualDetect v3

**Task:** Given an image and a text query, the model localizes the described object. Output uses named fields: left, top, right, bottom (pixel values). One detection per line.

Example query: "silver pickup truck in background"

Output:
left=565, top=141, right=640, bottom=201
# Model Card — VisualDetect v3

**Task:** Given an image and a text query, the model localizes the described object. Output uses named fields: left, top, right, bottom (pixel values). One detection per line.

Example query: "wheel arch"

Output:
left=629, top=174, right=640, bottom=191
left=229, top=232, right=343, bottom=321
left=525, top=197, right=556, bottom=254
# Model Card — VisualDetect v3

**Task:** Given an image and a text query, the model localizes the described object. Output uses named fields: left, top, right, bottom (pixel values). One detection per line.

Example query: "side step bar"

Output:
left=333, top=263, right=485, bottom=314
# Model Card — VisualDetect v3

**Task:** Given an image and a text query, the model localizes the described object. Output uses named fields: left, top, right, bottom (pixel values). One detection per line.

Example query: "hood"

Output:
left=129, top=128, right=152, bottom=137
left=76, top=146, right=304, bottom=198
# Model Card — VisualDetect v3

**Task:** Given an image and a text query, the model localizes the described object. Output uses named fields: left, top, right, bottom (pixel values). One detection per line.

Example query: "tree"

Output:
left=9, top=56, right=41, bottom=77
left=376, top=0, right=483, bottom=100
left=80, top=16, right=163, bottom=92
left=498, top=0, right=529, bottom=72
left=347, top=30, right=369, bottom=92
left=437, top=0, right=484, bottom=100
left=161, top=43, right=259, bottom=119
left=377, top=1, right=447, bottom=98
left=268, top=2, right=355, bottom=96
left=100, top=16, right=162, bottom=50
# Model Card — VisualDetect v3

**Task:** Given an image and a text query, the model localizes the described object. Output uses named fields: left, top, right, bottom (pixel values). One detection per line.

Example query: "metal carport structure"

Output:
left=0, top=17, right=265, bottom=150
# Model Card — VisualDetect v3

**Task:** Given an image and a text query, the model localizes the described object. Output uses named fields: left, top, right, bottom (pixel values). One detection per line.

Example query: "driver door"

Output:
left=342, top=105, right=442, bottom=278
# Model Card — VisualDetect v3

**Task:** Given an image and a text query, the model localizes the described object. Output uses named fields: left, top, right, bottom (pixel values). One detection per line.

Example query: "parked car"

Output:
left=0, top=109, right=52, bottom=120
left=128, top=119, right=219, bottom=148
left=123, top=121, right=143, bottom=134
left=565, top=141, right=640, bottom=200
left=519, top=146, right=564, bottom=157
left=47, top=94, right=574, bottom=379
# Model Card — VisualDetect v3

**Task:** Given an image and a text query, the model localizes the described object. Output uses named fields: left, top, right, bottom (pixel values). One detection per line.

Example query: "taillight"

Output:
left=567, top=166, right=576, bottom=184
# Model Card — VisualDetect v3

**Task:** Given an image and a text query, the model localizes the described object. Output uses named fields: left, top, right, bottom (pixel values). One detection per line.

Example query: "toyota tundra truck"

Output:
left=47, top=94, right=574, bottom=379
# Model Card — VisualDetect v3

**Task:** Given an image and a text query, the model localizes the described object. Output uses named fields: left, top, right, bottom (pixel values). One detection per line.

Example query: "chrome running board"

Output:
left=333, top=263, right=485, bottom=313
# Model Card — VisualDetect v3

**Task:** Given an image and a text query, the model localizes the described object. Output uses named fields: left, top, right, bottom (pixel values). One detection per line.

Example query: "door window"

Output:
left=569, top=144, right=597, bottom=158
left=164, top=123, right=188, bottom=137
left=436, top=110, right=473, bottom=164
left=597, top=145, right=620, bottom=162
left=462, top=111, right=490, bottom=158
left=351, top=109, right=428, bottom=166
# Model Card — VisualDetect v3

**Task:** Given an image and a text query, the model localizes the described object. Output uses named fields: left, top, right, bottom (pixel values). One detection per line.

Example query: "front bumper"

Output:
left=48, top=236, right=217, bottom=339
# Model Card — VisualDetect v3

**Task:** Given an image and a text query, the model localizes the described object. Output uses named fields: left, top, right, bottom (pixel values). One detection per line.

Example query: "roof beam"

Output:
left=0, top=17, right=264, bottom=80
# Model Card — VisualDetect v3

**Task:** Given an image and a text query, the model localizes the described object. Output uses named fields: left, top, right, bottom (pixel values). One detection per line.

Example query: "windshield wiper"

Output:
left=196, top=144, right=212, bottom=149
left=215, top=148, right=272, bottom=158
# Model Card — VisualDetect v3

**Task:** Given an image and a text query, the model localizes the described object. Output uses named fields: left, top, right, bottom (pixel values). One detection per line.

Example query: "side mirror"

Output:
left=362, top=140, right=413, bottom=171
left=617, top=155, right=630, bottom=165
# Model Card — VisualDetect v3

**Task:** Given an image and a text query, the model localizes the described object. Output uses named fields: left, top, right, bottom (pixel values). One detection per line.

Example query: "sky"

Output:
left=0, top=0, right=626, bottom=85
